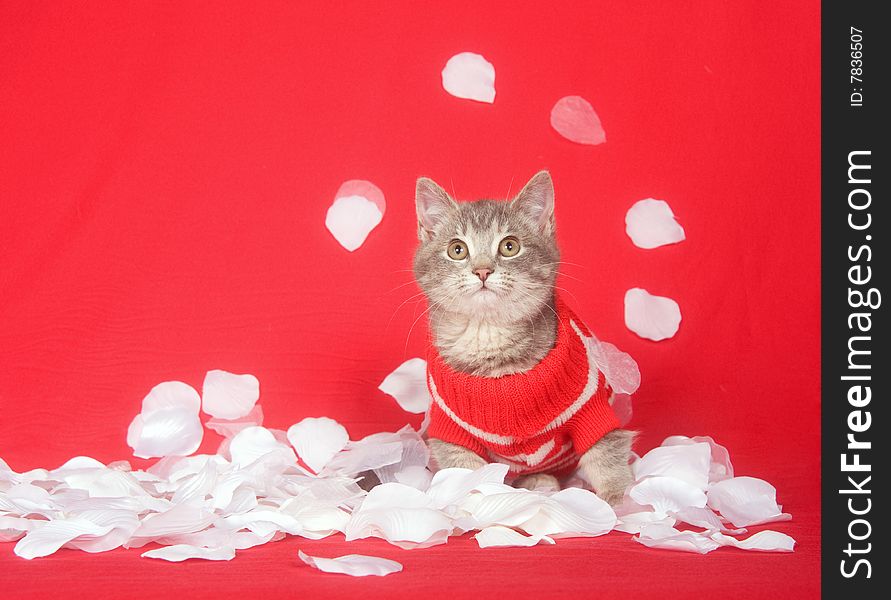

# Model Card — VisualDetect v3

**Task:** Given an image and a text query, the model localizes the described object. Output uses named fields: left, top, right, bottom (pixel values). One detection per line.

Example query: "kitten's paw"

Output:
left=577, top=429, right=637, bottom=506
left=514, top=473, right=560, bottom=491
left=427, top=438, right=488, bottom=470
left=594, top=468, right=633, bottom=506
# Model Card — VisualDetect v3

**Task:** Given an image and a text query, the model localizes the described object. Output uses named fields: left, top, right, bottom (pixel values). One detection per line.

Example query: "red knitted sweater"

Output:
left=426, top=297, right=620, bottom=476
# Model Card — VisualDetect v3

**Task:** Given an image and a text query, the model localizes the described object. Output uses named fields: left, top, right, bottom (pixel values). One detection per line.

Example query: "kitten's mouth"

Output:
left=473, top=285, right=497, bottom=296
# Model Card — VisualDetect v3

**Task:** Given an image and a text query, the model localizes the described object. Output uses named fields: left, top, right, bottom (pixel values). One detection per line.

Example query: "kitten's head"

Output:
left=412, top=171, right=560, bottom=325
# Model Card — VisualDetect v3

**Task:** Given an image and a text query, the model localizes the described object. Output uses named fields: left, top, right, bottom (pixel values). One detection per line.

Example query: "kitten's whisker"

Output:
left=509, top=285, right=559, bottom=322
left=537, top=261, right=588, bottom=270
left=385, top=291, right=428, bottom=332
left=523, top=281, right=582, bottom=307
left=403, top=287, right=458, bottom=355
left=553, top=286, right=582, bottom=307
left=386, top=280, right=420, bottom=294
left=403, top=302, right=438, bottom=356
left=554, top=270, right=585, bottom=284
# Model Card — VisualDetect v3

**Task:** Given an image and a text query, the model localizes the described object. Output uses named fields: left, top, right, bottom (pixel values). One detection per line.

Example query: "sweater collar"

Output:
left=426, top=297, right=597, bottom=438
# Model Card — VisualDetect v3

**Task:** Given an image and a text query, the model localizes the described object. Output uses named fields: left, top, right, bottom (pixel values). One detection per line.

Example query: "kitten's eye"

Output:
left=447, top=240, right=469, bottom=260
left=499, top=236, right=521, bottom=257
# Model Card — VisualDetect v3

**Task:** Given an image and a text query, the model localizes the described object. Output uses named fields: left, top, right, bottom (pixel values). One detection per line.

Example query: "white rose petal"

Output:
left=662, top=435, right=735, bottom=483
left=624, top=288, right=682, bottom=341
left=707, top=477, right=791, bottom=528
left=441, top=52, right=496, bottom=103
left=625, top=199, right=686, bottom=249
left=287, top=417, right=350, bottom=474
left=475, top=525, right=555, bottom=548
left=634, top=522, right=720, bottom=554
left=629, top=476, right=707, bottom=518
left=633, top=443, right=711, bottom=490
left=298, top=549, right=402, bottom=577
left=205, top=405, right=265, bottom=438
left=550, top=95, right=606, bottom=145
left=126, top=381, right=203, bottom=459
left=14, top=517, right=114, bottom=559
left=201, top=370, right=260, bottom=420
left=142, top=544, right=235, bottom=562
left=325, top=194, right=383, bottom=252
left=378, top=358, right=430, bottom=414
left=229, top=426, right=297, bottom=469
left=710, top=530, right=796, bottom=553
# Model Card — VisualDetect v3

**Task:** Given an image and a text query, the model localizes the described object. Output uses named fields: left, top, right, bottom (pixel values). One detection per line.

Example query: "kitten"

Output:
left=412, top=171, right=634, bottom=505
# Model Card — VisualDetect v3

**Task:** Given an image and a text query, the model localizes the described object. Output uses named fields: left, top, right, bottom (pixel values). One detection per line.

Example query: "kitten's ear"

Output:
left=415, top=177, right=457, bottom=241
left=512, top=170, right=555, bottom=233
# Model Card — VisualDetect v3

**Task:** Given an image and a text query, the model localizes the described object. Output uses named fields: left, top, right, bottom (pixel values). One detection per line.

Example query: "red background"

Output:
left=0, top=2, right=820, bottom=598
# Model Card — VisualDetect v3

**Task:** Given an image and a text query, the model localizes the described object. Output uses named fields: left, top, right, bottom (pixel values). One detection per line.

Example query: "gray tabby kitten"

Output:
left=412, top=171, right=634, bottom=505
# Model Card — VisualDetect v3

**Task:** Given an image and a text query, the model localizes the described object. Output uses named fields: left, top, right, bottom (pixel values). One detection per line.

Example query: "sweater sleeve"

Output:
left=425, top=404, right=487, bottom=458
left=567, top=374, right=621, bottom=455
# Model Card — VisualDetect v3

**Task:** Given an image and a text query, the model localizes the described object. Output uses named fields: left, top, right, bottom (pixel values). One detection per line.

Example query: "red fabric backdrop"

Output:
left=0, top=2, right=820, bottom=598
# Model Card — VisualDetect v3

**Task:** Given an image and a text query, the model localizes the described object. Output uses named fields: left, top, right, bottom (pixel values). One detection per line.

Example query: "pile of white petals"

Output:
left=1, top=366, right=794, bottom=577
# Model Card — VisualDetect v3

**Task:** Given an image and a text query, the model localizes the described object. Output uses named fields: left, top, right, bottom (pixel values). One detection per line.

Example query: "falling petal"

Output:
left=142, top=544, right=235, bottom=562
left=625, top=199, right=686, bottom=249
left=298, top=549, right=402, bottom=577
left=610, top=393, right=634, bottom=427
left=550, top=96, right=606, bottom=145
left=378, top=358, right=430, bottom=414
left=335, top=180, right=386, bottom=215
left=325, top=194, right=383, bottom=252
left=441, top=52, right=496, bottom=103
left=707, top=477, right=791, bottom=527
left=583, top=335, right=640, bottom=396
left=624, top=288, right=682, bottom=341
left=201, top=370, right=260, bottom=420
left=287, top=417, right=350, bottom=474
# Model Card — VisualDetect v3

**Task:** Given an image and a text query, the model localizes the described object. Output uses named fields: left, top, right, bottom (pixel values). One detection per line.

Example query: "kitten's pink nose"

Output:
left=474, top=268, right=492, bottom=282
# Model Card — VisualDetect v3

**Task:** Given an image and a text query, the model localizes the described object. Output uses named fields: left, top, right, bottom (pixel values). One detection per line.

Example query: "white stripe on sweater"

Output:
left=531, top=320, right=600, bottom=436
left=429, top=376, right=515, bottom=445
left=490, top=446, right=578, bottom=473
left=490, top=441, right=572, bottom=469
left=499, top=439, right=556, bottom=466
